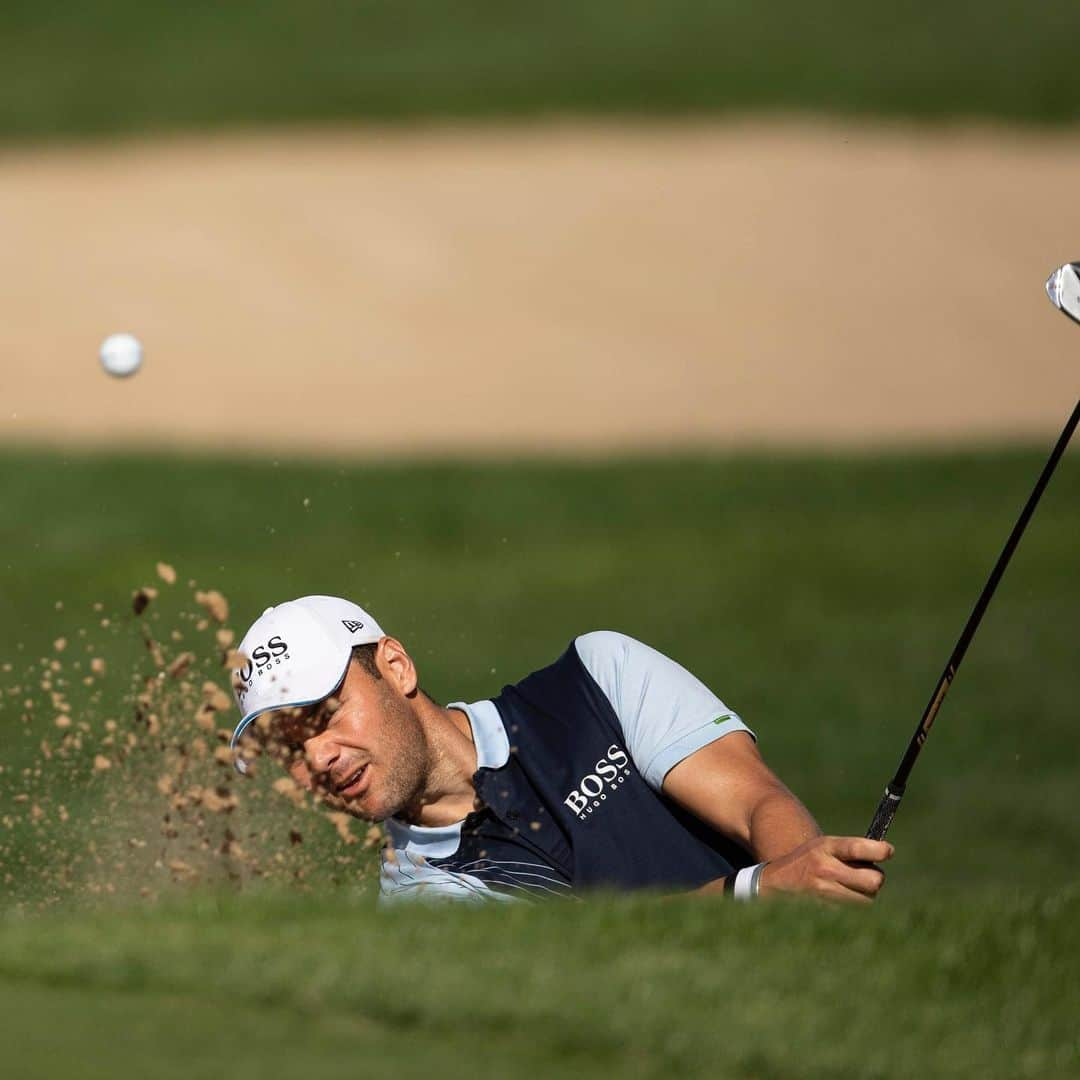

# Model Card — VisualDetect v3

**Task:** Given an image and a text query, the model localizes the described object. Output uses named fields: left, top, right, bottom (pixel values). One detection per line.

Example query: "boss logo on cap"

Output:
left=235, top=635, right=290, bottom=699
left=341, top=620, right=365, bottom=633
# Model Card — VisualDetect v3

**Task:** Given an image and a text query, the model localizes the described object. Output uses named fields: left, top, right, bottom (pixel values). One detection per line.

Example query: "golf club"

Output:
left=865, top=262, right=1080, bottom=841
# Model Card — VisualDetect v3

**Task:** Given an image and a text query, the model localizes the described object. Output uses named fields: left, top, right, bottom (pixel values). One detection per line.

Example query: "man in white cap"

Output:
left=231, top=596, right=892, bottom=904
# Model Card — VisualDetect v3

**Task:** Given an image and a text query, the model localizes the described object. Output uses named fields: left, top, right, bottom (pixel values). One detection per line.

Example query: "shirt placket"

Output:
left=472, top=766, right=573, bottom=880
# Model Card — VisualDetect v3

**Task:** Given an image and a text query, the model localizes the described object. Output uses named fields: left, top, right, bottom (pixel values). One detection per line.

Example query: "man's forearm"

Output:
left=745, top=785, right=821, bottom=861
left=691, top=789, right=822, bottom=896
left=665, top=737, right=891, bottom=902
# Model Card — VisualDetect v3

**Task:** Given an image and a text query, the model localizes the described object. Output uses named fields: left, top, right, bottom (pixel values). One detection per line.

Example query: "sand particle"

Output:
left=201, top=681, right=233, bottom=712
left=272, top=776, right=306, bottom=808
left=132, top=587, right=158, bottom=615
left=195, top=590, right=229, bottom=623
left=167, top=652, right=195, bottom=679
left=326, top=812, right=356, bottom=845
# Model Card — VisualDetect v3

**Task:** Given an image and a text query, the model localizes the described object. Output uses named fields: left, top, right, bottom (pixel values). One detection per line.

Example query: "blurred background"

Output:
left=3, top=0, right=1079, bottom=452
left=1, top=3, right=1078, bottom=1076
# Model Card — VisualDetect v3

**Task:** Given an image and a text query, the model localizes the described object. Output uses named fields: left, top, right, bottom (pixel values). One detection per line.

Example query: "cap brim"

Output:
left=229, top=654, right=351, bottom=774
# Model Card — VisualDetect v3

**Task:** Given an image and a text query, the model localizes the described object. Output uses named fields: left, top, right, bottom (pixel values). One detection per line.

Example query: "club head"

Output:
left=1046, top=262, right=1080, bottom=325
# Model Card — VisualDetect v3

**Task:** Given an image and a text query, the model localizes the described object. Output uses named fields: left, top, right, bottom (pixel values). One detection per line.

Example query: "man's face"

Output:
left=257, top=654, right=430, bottom=822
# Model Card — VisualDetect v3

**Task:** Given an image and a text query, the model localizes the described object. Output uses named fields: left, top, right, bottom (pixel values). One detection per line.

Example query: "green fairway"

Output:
left=1, top=446, right=1077, bottom=1075
left=2, top=446, right=1078, bottom=890
left=2, top=0, right=1079, bottom=140
left=1, top=889, right=1078, bottom=1078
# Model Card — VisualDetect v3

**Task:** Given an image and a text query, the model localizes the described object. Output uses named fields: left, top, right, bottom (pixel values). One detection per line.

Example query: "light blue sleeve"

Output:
left=574, top=631, right=754, bottom=791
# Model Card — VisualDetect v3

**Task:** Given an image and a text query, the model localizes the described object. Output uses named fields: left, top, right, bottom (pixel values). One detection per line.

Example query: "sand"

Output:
left=2, top=120, right=1078, bottom=456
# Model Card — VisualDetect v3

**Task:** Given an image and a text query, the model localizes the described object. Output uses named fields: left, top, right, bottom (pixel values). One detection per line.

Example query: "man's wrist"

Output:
left=732, top=861, right=768, bottom=901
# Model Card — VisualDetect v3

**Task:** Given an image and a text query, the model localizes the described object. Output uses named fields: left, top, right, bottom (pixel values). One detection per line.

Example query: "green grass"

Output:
left=1, top=889, right=1078, bottom=1078
left=1, top=446, right=1078, bottom=1075
left=1, top=446, right=1078, bottom=888
left=2, top=0, right=1079, bottom=141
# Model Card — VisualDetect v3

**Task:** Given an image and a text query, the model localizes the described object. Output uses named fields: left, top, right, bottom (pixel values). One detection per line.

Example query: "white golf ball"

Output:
left=99, top=333, right=143, bottom=378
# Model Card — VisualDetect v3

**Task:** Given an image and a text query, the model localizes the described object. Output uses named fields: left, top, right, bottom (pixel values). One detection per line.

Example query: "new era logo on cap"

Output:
left=342, top=620, right=365, bottom=633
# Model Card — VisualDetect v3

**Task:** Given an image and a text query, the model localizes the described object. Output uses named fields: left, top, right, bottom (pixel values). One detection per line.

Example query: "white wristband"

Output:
left=733, top=862, right=767, bottom=901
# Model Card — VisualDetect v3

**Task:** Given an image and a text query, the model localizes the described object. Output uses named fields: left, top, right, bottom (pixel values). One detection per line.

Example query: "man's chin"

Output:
left=318, top=791, right=386, bottom=822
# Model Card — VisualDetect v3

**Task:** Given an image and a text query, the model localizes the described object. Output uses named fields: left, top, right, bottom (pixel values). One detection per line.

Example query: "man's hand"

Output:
left=758, top=836, right=894, bottom=904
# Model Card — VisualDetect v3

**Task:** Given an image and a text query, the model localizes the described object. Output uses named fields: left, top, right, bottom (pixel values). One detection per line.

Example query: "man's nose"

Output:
left=303, top=732, right=338, bottom=775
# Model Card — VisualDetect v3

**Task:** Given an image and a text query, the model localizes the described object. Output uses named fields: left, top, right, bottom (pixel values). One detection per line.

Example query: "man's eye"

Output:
left=266, top=740, right=297, bottom=760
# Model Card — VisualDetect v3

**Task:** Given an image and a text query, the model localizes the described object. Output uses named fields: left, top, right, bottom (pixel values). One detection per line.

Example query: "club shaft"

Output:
left=866, top=399, right=1080, bottom=840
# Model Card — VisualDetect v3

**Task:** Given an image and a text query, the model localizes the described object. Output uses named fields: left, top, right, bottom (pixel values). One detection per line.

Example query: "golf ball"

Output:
left=99, top=333, right=143, bottom=378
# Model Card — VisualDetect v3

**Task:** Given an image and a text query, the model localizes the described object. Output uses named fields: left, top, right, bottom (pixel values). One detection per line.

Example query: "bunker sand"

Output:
left=2, top=121, right=1078, bottom=456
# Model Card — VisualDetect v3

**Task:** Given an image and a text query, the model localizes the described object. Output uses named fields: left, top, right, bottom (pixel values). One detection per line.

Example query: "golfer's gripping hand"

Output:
left=759, top=836, right=893, bottom=904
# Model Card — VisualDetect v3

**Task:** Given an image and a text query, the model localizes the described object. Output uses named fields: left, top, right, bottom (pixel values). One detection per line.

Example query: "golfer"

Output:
left=230, top=596, right=892, bottom=904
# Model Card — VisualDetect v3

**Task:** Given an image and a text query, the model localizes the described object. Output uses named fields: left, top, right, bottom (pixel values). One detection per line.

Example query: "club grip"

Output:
left=866, top=785, right=904, bottom=841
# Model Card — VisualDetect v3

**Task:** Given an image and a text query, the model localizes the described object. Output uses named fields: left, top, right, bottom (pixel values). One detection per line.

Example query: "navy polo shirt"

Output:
left=380, top=632, right=754, bottom=903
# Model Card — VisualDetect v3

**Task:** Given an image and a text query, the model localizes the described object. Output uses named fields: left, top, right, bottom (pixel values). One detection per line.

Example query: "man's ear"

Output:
left=375, top=636, right=418, bottom=696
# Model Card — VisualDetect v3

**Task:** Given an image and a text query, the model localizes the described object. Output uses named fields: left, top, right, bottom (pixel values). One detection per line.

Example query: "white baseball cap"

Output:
left=229, top=595, right=385, bottom=771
